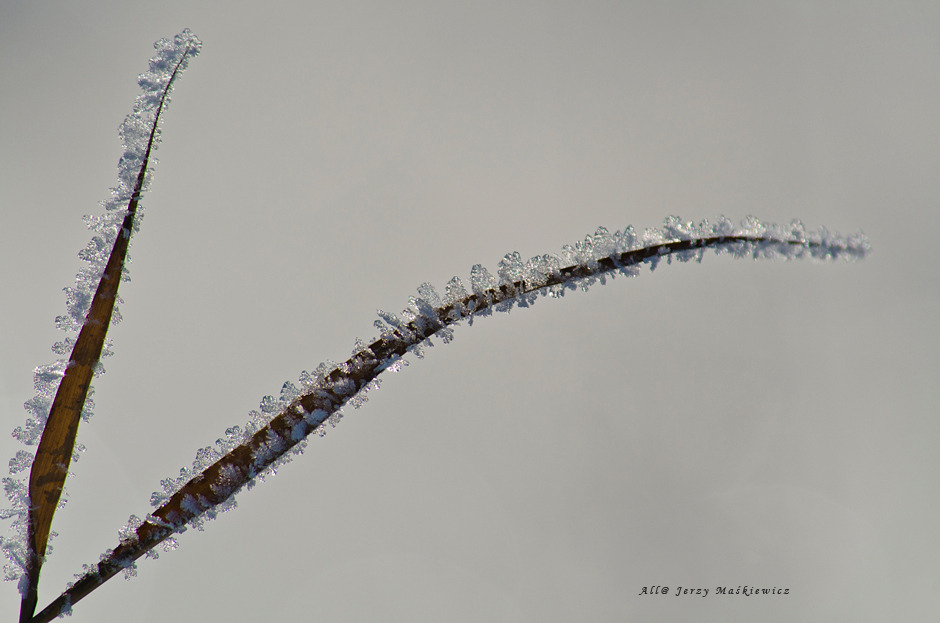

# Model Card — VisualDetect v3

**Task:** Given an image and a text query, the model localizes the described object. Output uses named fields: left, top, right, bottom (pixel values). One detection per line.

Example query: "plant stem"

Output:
left=27, top=232, right=863, bottom=623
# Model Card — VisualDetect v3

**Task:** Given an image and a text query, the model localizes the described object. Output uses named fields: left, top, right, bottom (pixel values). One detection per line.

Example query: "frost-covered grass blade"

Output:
left=27, top=216, right=867, bottom=623
left=10, top=31, right=201, bottom=623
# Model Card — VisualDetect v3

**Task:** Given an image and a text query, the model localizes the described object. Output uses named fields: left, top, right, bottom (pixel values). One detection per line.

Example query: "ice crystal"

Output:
left=416, top=282, right=442, bottom=308
left=470, top=264, right=497, bottom=296
left=523, top=254, right=560, bottom=288
left=118, top=515, right=143, bottom=546
left=497, top=252, right=525, bottom=288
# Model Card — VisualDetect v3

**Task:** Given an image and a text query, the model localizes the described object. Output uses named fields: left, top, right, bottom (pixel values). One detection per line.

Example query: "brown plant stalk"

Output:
left=28, top=231, right=866, bottom=623
left=20, top=45, right=195, bottom=623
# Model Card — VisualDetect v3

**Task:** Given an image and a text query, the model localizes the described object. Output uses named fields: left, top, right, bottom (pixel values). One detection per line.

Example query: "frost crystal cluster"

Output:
left=1, top=29, right=201, bottom=586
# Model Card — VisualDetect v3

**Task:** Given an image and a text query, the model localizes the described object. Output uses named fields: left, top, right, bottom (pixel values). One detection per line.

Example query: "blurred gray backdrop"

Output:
left=2, top=1, right=938, bottom=621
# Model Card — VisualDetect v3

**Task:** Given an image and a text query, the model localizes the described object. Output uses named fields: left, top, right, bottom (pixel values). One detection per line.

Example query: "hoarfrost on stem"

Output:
left=0, top=29, right=201, bottom=587
left=26, top=214, right=867, bottom=619
left=125, top=214, right=867, bottom=569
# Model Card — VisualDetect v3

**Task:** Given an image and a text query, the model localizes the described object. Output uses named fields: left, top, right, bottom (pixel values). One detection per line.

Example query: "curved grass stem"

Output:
left=28, top=231, right=866, bottom=623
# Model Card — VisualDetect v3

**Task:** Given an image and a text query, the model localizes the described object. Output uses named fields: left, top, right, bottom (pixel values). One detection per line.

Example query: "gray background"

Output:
left=1, top=1, right=938, bottom=621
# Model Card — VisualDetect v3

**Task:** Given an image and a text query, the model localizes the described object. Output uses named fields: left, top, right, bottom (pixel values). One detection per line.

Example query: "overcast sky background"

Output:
left=1, top=1, right=938, bottom=621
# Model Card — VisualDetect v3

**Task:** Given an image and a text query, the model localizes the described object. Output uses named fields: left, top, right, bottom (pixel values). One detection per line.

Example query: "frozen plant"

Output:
left=2, top=31, right=868, bottom=623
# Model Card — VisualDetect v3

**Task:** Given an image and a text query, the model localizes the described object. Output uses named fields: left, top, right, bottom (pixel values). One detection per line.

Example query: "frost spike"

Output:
left=30, top=219, right=867, bottom=623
